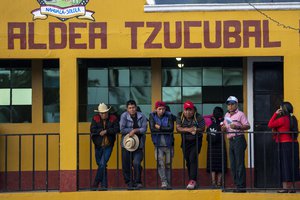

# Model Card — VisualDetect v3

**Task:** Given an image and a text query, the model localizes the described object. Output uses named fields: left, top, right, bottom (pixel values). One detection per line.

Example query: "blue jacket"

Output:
left=119, top=111, right=148, bottom=149
left=149, top=111, right=174, bottom=148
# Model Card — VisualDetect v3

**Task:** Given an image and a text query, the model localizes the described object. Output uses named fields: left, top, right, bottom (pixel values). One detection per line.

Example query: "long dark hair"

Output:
left=281, top=102, right=298, bottom=133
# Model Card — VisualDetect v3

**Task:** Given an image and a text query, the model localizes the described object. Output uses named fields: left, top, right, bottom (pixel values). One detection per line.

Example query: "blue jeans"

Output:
left=94, top=146, right=113, bottom=188
left=122, top=148, right=143, bottom=186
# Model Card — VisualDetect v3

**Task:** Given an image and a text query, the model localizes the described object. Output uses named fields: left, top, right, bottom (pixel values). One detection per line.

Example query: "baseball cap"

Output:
left=226, top=96, right=238, bottom=104
left=155, top=101, right=166, bottom=108
left=184, top=100, right=195, bottom=110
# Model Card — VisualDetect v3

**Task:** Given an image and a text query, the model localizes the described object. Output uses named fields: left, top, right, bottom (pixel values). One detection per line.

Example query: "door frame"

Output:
left=246, top=56, right=282, bottom=168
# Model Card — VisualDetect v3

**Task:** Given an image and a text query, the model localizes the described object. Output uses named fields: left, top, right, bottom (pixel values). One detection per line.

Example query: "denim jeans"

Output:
left=122, top=148, right=143, bottom=186
left=155, top=147, right=173, bottom=184
left=94, top=146, right=113, bottom=188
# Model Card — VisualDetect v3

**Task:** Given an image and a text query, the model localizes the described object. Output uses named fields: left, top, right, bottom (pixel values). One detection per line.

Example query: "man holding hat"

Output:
left=221, top=96, right=250, bottom=192
left=120, top=100, right=148, bottom=189
left=90, top=103, right=120, bottom=190
left=176, top=100, right=205, bottom=190
left=149, top=101, right=174, bottom=189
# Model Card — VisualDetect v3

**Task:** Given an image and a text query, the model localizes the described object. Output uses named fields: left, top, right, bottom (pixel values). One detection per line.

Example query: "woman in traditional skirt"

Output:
left=268, top=102, right=299, bottom=193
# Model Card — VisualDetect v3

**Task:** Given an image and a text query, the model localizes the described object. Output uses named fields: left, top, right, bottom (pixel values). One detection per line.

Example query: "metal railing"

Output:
left=77, top=131, right=300, bottom=192
left=0, top=133, right=60, bottom=192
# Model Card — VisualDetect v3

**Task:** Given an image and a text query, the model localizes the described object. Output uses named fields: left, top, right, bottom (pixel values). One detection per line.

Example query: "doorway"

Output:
left=253, top=62, right=283, bottom=188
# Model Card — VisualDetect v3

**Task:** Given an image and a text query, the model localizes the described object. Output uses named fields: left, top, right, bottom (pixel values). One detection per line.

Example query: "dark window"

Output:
left=161, top=58, right=243, bottom=115
left=43, top=60, right=60, bottom=123
left=78, top=59, right=151, bottom=122
left=0, top=60, right=32, bottom=123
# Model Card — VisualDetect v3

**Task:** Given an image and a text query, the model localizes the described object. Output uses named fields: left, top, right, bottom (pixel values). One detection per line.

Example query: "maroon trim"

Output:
left=60, top=170, right=77, bottom=192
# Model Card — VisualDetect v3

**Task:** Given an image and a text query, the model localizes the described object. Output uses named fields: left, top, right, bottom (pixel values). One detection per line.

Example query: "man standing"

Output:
left=221, top=96, right=250, bottom=193
left=176, top=100, right=205, bottom=190
left=149, top=101, right=174, bottom=189
left=90, top=103, right=119, bottom=190
left=120, top=100, right=148, bottom=189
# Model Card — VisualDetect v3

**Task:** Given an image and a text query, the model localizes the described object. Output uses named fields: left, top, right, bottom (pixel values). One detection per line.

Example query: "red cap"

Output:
left=184, top=100, right=194, bottom=110
left=155, top=101, right=166, bottom=108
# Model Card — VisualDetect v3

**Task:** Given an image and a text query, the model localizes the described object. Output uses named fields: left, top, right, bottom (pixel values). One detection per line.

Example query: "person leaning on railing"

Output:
left=120, top=100, right=148, bottom=190
left=268, top=101, right=299, bottom=193
left=176, top=100, right=205, bottom=190
left=90, top=103, right=120, bottom=191
left=149, top=101, right=174, bottom=189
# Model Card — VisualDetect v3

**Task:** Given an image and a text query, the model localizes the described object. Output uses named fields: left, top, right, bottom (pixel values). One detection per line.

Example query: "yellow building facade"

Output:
left=0, top=0, right=300, bottom=198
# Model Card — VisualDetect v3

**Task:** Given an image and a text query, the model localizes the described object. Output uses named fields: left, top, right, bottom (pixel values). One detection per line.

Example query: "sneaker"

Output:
left=186, top=180, right=197, bottom=190
left=161, top=181, right=168, bottom=189
left=135, top=183, right=143, bottom=189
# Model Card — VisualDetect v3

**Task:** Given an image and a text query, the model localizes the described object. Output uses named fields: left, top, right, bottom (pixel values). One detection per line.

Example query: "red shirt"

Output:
left=268, top=113, right=294, bottom=143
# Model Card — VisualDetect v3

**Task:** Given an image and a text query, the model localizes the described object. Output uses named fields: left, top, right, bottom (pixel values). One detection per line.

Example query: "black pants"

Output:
left=122, top=148, right=143, bottom=186
left=229, top=135, right=247, bottom=188
left=182, top=138, right=202, bottom=181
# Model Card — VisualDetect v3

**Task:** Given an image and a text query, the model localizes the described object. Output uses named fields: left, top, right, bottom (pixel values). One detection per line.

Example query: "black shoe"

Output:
left=127, top=183, right=135, bottom=190
left=99, top=187, right=108, bottom=191
left=91, top=181, right=99, bottom=191
left=234, top=189, right=246, bottom=193
left=288, top=190, right=296, bottom=193
left=277, top=189, right=288, bottom=193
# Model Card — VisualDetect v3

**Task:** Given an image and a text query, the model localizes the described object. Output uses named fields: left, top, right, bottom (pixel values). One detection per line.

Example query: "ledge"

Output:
left=144, top=2, right=300, bottom=12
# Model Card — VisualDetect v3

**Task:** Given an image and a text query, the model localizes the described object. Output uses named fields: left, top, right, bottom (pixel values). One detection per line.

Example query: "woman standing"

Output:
left=268, top=102, right=299, bottom=193
left=206, top=107, right=227, bottom=187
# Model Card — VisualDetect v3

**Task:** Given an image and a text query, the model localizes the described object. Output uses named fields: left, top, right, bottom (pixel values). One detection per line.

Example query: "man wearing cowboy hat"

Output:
left=176, top=100, right=205, bottom=190
left=90, top=103, right=120, bottom=190
left=149, top=101, right=174, bottom=189
left=221, top=96, right=250, bottom=193
left=120, top=100, right=148, bottom=189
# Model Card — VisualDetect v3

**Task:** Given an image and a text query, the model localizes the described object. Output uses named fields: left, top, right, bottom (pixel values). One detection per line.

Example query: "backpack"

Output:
left=290, top=115, right=299, bottom=140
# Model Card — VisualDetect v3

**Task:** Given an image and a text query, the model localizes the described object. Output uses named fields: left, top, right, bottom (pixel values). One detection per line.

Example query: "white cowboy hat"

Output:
left=94, top=103, right=111, bottom=113
left=123, top=134, right=139, bottom=152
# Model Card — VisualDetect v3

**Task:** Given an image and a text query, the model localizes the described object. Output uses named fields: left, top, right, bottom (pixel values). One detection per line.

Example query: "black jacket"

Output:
left=90, top=114, right=120, bottom=148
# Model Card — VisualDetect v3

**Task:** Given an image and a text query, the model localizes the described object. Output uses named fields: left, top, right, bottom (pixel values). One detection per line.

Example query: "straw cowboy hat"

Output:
left=94, top=103, right=111, bottom=113
left=123, top=134, right=139, bottom=152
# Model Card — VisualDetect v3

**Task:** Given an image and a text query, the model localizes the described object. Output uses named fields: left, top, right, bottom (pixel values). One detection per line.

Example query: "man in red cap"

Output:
left=149, top=101, right=174, bottom=189
left=176, top=100, right=205, bottom=190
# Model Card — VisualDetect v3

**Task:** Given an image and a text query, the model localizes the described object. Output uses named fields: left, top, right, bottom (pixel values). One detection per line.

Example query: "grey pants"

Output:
left=155, top=147, right=174, bottom=184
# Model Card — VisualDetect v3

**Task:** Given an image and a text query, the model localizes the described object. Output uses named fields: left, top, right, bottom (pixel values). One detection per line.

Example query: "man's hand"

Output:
left=99, top=130, right=107, bottom=136
left=230, top=124, right=241, bottom=130
left=221, top=124, right=227, bottom=132
left=129, top=128, right=139, bottom=137
left=155, top=124, right=160, bottom=129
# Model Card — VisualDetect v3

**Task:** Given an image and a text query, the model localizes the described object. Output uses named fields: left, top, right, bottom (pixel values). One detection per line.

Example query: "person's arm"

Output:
left=230, top=113, right=250, bottom=131
left=90, top=116, right=104, bottom=136
left=160, top=115, right=174, bottom=132
left=268, top=112, right=283, bottom=129
left=106, top=115, right=120, bottom=135
left=149, top=113, right=159, bottom=132
left=137, top=114, right=148, bottom=134
left=195, top=115, right=205, bottom=133
left=120, top=113, right=133, bottom=135
left=176, top=114, right=194, bottom=133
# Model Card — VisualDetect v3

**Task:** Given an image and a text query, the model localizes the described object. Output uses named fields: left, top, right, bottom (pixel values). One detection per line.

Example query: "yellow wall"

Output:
left=1, top=0, right=300, bottom=171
